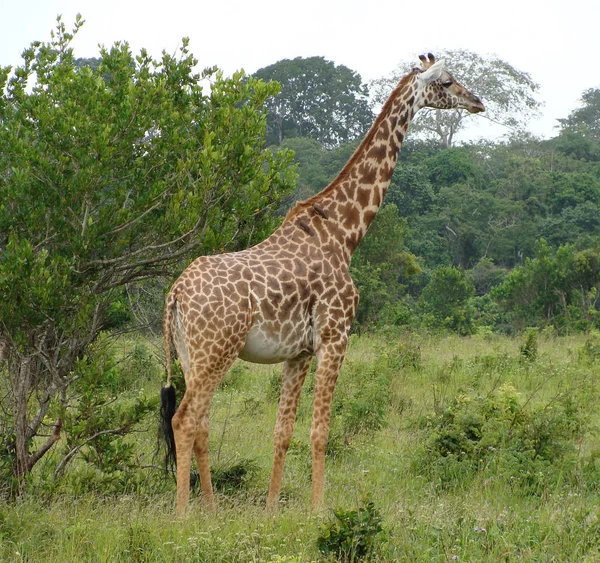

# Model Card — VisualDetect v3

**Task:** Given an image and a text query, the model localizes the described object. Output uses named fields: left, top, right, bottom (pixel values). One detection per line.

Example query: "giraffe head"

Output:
left=413, top=53, right=485, bottom=114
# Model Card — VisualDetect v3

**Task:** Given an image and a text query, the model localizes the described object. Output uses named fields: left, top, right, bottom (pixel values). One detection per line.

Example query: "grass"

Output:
left=1, top=329, right=599, bottom=561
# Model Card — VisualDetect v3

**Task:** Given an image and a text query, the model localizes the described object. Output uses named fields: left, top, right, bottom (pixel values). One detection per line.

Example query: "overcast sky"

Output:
left=2, top=0, right=599, bottom=142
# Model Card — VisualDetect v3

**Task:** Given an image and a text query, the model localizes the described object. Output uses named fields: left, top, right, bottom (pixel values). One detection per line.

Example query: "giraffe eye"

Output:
left=442, top=81, right=453, bottom=88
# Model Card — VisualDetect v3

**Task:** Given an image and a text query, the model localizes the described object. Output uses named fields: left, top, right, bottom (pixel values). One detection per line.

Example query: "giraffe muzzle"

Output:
left=467, top=96, right=485, bottom=114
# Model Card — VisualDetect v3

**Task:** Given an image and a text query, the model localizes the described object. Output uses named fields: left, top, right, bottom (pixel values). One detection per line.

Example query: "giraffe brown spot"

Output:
left=380, top=162, right=394, bottom=182
left=346, top=232, right=360, bottom=253
left=298, top=281, right=310, bottom=300
left=356, top=187, right=370, bottom=208
left=366, top=143, right=387, bottom=163
left=363, top=210, right=376, bottom=228
left=282, top=281, right=295, bottom=294
left=293, top=259, right=307, bottom=278
left=341, top=203, right=360, bottom=230
left=358, top=162, right=377, bottom=185
left=372, top=188, right=383, bottom=208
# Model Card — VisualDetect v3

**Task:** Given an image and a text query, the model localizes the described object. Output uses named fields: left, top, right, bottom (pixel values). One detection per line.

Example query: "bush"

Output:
left=333, top=354, right=393, bottom=439
left=316, top=500, right=385, bottom=562
left=419, top=266, right=476, bottom=335
left=416, top=383, right=586, bottom=493
left=205, top=457, right=260, bottom=495
left=519, top=327, right=539, bottom=362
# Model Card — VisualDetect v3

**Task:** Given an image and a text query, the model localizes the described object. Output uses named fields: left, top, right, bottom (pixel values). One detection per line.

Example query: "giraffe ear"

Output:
left=418, top=59, right=446, bottom=84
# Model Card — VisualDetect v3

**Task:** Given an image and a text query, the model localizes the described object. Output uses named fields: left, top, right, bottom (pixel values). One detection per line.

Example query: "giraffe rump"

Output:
left=159, top=384, right=177, bottom=475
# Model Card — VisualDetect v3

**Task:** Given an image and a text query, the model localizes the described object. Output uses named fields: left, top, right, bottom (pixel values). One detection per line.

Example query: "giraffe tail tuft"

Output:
left=160, top=288, right=178, bottom=475
left=159, top=384, right=177, bottom=475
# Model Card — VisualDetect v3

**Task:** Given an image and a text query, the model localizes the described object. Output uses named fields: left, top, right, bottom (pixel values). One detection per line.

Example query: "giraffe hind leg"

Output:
left=171, top=357, right=237, bottom=515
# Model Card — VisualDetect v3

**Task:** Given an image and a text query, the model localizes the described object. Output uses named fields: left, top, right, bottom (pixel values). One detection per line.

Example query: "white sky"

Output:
left=2, top=0, right=599, bottom=141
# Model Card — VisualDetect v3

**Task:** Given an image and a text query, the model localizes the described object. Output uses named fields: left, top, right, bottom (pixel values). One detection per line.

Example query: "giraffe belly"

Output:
left=239, top=323, right=312, bottom=364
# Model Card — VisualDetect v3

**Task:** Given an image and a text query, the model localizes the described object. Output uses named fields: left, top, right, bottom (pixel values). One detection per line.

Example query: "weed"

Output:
left=209, top=457, right=260, bottom=494
left=220, top=362, right=247, bottom=391
left=520, top=327, right=539, bottom=362
left=316, top=499, right=385, bottom=562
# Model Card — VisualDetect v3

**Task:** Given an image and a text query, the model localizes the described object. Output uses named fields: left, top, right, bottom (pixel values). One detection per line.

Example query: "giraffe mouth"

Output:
left=467, top=97, right=485, bottom=114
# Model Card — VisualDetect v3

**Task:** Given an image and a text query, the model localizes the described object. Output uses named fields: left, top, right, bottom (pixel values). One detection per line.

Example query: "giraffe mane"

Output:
left=283, top=70, right=418, bottom=223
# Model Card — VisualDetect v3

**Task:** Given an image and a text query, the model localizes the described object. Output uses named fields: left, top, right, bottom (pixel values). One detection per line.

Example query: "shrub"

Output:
left=316, top=499, right=385, bottom=562
left=416, top=383, right=586, bottom=493
left=334, top=357, right=392, bottom=438
left=208, top=457, right=260, bottom=495
left=519, top=327, right=539, bottom=362
left=419, top=266, right=476, bottom=335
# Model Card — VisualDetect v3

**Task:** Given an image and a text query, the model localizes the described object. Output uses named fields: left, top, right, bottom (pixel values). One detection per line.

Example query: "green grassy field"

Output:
left=1, top=330, right=599, bottom=562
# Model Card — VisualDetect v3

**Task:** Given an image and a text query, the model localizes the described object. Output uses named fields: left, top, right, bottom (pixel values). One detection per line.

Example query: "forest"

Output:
left=1, top=17, right=600, bottom=562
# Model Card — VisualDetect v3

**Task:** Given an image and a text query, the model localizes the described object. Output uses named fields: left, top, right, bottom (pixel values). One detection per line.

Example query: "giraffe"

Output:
left=160, top=53, right=484, bottom=514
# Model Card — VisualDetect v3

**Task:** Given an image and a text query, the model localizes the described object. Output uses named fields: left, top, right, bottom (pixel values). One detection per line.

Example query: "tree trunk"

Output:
left=11, top=356, right=33, bottom=487
left=7, top=350, right=63, bottom=491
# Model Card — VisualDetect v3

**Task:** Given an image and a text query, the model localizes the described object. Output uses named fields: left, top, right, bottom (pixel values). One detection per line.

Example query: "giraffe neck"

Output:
left=282, top=72, right=421, bottom=263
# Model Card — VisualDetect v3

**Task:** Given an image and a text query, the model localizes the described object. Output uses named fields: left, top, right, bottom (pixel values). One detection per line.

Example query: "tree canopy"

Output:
left=252, top=56, right=373, bottom=148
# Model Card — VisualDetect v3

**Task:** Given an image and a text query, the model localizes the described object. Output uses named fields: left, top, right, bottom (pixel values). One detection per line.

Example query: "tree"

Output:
left=351, top=204, right=419, bottom=327
left=280, top=137, right=359, bottom=204
left=491, top=240, right=600, bottom=331
left=253, top=56, right=373, bottom=148
left=558, top=88, right=600, bottom=140
left=419, top=266, right=476, bottom=335
left=554, top=88, right=600, bottom=161
left=0, top=17, right=295, bottom=487
left=370, top=49, right=541, bottom=147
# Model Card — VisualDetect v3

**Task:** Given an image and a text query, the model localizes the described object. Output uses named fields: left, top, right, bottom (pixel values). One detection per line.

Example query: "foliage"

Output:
left=417, top=382, right=587, bottom=494
left=519, top=328, right=538, bottom=361
left=558, top=88, right=600, bottom=141
left=205, top=457, right=260, bottom=495
left=370, top=49, right=541, bottom=147
left=419, top=266, right=476, bottom=335
left=253, top=57, right=373, bottom=148
left=351, top=205, right=419, bottom=328
left=316, top=500, right=385, bottom=562
left=492, top=240, right=600, bottom=331
left=280, top=137, right=358, bottom=203
left=0, top=17, right=295, bottom=482
left=334, top=356, right=391, bottom=438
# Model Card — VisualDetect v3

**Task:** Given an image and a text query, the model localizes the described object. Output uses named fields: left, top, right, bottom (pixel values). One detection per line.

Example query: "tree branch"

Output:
left=26, top=418, right=62, bottom=473
left=53, top=426, right=129, bottom=478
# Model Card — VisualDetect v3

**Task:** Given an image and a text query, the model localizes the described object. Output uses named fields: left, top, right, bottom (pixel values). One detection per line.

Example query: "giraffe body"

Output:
left=161, top=54, right=484, bottom=514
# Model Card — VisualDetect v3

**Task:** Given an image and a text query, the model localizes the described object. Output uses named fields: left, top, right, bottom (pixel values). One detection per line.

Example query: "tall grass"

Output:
left=1, top=329, right=599, bottom=561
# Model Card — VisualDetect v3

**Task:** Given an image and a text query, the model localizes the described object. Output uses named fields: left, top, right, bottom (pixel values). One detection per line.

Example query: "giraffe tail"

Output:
left=160, top=290, right=178, bottom=474
left=159, top=385, right=177, bottom=474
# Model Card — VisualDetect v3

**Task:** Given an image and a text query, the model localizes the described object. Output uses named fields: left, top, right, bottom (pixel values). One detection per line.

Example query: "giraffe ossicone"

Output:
left=160, top=53, right=484, bottom=515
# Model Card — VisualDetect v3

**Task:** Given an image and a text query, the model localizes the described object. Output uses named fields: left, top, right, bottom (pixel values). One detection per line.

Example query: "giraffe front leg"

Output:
left=310, top=339, right=347, bottom=510
left=267, top=354, right=312, bottom=510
